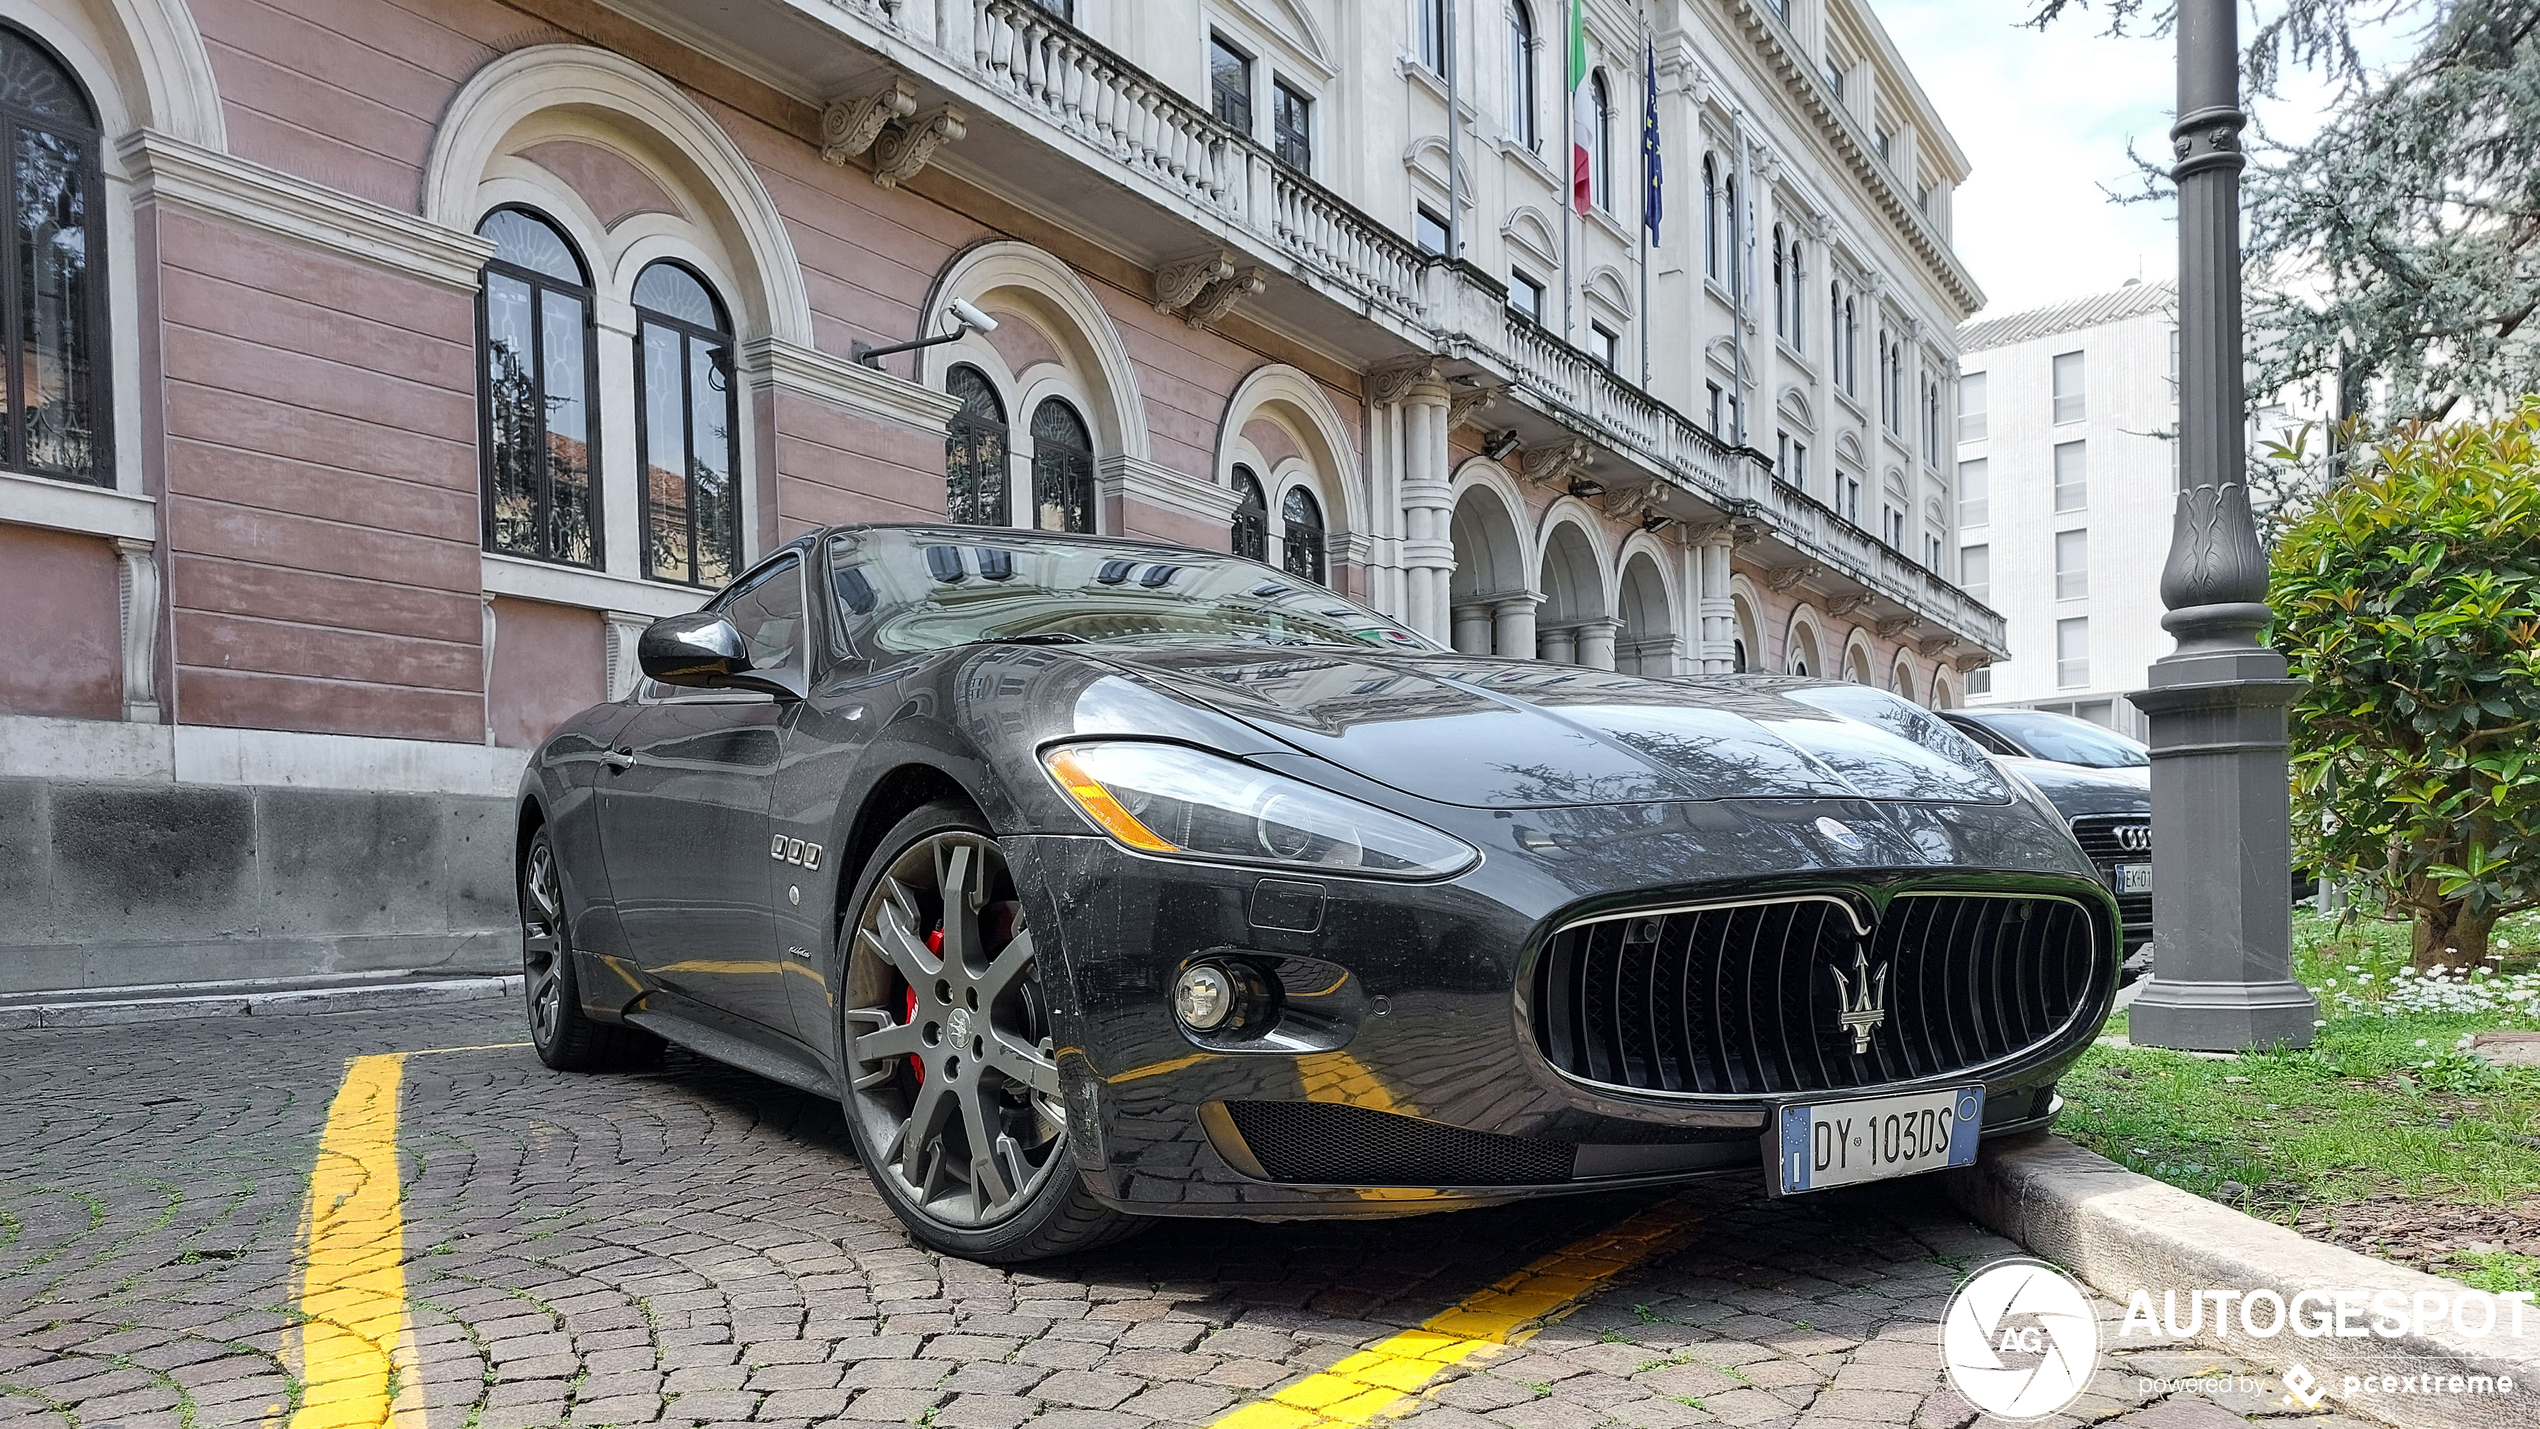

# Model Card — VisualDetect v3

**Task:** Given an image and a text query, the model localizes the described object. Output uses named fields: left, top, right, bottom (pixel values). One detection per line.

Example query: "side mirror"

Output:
left=637, top=614, right=756, bottom=689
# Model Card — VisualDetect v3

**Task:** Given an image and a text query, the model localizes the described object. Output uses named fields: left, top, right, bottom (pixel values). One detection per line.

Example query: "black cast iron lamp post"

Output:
left=2125, top=0, right=2321, bottom=1050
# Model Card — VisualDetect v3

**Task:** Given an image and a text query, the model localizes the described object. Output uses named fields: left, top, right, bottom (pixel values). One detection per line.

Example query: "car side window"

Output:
left=715, top=553, right=806, bottom=676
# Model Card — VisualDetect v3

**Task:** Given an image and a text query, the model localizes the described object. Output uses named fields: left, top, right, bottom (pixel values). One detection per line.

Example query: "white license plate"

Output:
left=1771, top=1086, right=1984, bottom=1195
left=2119, top=863, right=2152, bottom=894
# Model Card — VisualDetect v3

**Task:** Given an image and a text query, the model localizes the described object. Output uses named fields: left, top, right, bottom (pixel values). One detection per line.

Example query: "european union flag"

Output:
left=1642, top=41, right=1663, bottom=245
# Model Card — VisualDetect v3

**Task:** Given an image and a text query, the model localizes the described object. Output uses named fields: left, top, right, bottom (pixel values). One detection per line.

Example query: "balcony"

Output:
left=710, top=0, right=2000, bottom=652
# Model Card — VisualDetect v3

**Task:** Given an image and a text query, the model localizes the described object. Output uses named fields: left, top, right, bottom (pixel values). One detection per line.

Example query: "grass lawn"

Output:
left=2054, top=909, right=2540, bottom=1293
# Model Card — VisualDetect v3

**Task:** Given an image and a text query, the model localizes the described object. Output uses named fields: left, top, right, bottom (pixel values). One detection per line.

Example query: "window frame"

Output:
left=1960, top=543, right=1989, bottom=603
left=1508, top=269, right=1545, bottom=324
left=631, top=260, right=742, bottom=589
left=0, top=23, right=110, bottom=487
left=1279, top=482, right=1328, bottom=586
left=2053, top=439, right=2087, bottom=513
left=943, top=362, right=1012, bottom=528
left=1957, top=456, right=1989, bottom=528
left=2056, top=616, right=2089, bottom=689
left=1271, top=76, right=1313, bottom=172
left=1589, top=68, right=1613, bottom=211
left=1230, top=464, right=1268, bottom=561
left=1414, top=204, right=1451, bottom=255
left=1209, top=32, right=1255, bottom=134
left=1029, top=394, right=1098, bottom=535
left=475, top=203, right=604, bottom=569
left=2054, top=528, right=2088, bottom=601
left=1957, top=370, right=1987, bottom=443
left=1417, top=0, right=1449, bottom=78
left=1509, top=1, right=1539, bottom=149
left=2051, top=349, right=2085, bottom=424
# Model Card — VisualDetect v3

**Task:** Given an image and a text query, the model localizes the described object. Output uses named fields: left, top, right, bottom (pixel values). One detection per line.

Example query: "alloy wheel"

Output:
left=842, top=831, right=1065, bottom=1229
left=521, top=839, right=568, bottom=1050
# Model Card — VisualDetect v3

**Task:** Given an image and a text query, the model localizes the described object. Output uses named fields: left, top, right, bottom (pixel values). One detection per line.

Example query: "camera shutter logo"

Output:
left=1940, top=1259, right=2100, bottom=1420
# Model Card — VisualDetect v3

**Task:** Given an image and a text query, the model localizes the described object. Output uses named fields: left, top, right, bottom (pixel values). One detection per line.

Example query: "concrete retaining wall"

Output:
left=0, top=775, right=520, bottom=994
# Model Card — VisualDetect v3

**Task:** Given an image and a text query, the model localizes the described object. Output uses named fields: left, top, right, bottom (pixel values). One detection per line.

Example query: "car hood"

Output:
left=1996, top=756, right=2151, bottom=820
left=1084, top=646, right=2014, bottom=809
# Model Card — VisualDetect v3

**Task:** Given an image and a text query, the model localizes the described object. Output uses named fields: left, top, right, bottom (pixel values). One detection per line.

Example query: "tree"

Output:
left=2031, top=0, right=2540, bottom=423
left=2270, top=402, right=2540, bottom=971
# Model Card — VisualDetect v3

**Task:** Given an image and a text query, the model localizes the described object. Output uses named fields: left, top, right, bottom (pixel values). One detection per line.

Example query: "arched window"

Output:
left=633, top=261, right=738, bottom=587
left=1924, top=380, right=1942, bottom=460
left=1589, top=70, right=1613, bottom=211
left=1771, top=224, right=1787, bottom=339
left=1030, top=396, right=1095, bottom=534
left=1829, top=279, right=1843, bottom=379
left=1509, top=2, right=1538, bottom=149
left=1732, top=637, right=1749, bottom=674
left=1723, top=176, right=1740, bottom=296
left=944, top=364, right=1010, bottom=527
left=1786, top=236, right=1805, bottom=353
left=1843, top=294, right=1860, bottom=395
left=1230, top=465, right=1267, bottom=561
left=0, top=25, right=103, bottom=485
left=478, top=206, right=599, bottom=566
left=1702, top=156, right=1719, bottom=279
left=1280, top=485, right=1326, bottom=585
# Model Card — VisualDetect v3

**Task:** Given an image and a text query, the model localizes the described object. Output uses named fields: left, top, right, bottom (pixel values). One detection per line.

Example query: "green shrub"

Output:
left=2272, top=401, right=2540, bottom=971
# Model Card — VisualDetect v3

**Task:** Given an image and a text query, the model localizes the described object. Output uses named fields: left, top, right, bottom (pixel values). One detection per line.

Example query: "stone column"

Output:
left=111, top=537, right=161, bottom=723
left=1398, top=379, right=1455, bottom=644
left=1494, top=595, right=1540, bottom=661
left=1450, top=603, right=1495, bottom=655
left=1691, top=525, right=1739, bottom=672
left=1575, top=618, right=1621, bottom=672
left=1538, top=625, right=1579, bottom=666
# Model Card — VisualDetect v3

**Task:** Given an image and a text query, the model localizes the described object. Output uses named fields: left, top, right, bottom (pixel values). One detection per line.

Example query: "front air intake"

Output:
left=1220, top=1100, right=1573, bottom=1185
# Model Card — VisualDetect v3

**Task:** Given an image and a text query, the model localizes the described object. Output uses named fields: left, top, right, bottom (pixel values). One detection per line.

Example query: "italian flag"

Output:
left=1569, top=0, right=1592, bottom=215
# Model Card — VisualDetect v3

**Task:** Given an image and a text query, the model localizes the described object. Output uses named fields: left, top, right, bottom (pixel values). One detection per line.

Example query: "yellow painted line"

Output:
left=288, top=1053, right=420, bottom=1429
left=1103, top=1051, right=1216, bottom=1085
left=1208, top=1199, right=1704, bottom=1429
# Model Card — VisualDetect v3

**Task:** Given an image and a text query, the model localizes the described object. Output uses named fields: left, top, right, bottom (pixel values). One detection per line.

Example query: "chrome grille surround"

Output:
left=1524, top=887, right=2115, bottom=1101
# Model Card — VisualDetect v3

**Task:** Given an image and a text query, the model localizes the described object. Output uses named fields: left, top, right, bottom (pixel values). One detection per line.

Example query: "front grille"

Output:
left=1223, top=1100, right=1573, bottom=1185
left=1529, top=892, right=2109, bottom=1097
left=2070, top=817, right=2152, bottom=931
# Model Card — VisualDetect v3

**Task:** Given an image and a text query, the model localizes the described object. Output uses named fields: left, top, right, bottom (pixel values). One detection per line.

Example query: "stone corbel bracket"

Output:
left=1520, top=437, right=1594, bottom=488
left=871, top=104, right=967, bottom=188
left=1367, top=357, right=1444, bottom=406
left=1183, top=266, right=1266, bottom=329
left=1951, top=650, right=1993, bottom=674
left=1919, top=632, right=1964, bottom=660
left=1876, top=614, right=1923, bottom=642
left=1447, top=384, right=1500, bottom=430
left=1765, top=561, right=1821, bottom=593
left=821, top=77, right=918, bottom=167
left=1154, top=252, right=1235, bottom=315
left=1826, top=590, right=1876, bottom=619
left=1606, top=479, right=1671, bottom=523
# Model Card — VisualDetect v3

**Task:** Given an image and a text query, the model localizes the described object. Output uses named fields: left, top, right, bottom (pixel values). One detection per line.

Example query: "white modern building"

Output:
left=1952, top=281, right=2180, bottom=739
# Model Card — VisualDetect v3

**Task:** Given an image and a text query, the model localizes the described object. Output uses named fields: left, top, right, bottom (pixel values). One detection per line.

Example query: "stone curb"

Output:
left=1948, top=1131, right=2540, bottom=1429
left=0, top=975, right=524, bottom=1030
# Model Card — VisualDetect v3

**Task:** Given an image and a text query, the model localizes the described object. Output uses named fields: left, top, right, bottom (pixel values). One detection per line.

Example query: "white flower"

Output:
left=2416, top=1038, right=2430, bottom=1047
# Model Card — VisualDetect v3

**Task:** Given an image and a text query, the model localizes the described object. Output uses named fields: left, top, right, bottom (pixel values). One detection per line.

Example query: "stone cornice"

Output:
left=1717, top=3, right=1984, bottom=318
left=1100, top=456, right=1241, bottom=525
left=120, top=130, right=493, bottom=291
left=741, top=337, right=961, bottom=432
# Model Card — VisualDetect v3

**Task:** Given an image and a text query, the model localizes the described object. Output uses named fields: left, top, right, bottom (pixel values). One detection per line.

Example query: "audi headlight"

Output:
left=1042, top=742, right=1478, bottom=879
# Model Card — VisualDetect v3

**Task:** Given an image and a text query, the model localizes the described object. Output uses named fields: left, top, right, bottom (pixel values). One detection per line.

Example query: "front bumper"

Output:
left=1005, top=796, right=2120, bottom=1218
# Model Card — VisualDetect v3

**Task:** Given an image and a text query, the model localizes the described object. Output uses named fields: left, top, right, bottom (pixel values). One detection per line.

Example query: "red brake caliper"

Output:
left=905, top=926, right=945, bottom=1084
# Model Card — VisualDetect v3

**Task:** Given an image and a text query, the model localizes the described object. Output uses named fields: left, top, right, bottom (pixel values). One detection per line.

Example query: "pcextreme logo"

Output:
left=1939, top=1259, right=2101, bottom=1420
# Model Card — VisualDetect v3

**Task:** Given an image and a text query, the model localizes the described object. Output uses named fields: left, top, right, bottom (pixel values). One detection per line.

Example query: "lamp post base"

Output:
left=2128, top=975, right=2321, bottom=1052
left=2128, top=647, right=2319, bottom=1052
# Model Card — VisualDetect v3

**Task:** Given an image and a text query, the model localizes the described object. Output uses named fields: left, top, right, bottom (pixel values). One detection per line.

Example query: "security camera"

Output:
left=1482, top=429, right=1522, bottom=462
left=947, top=298, right=999, bottom=334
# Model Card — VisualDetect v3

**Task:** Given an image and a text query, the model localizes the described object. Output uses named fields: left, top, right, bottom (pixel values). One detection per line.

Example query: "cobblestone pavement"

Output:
left=0, top=1003, right=2385, bottom=1429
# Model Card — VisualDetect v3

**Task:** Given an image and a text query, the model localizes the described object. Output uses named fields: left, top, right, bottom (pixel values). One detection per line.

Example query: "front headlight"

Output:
left=1042, top=742, right=1478, bottom=879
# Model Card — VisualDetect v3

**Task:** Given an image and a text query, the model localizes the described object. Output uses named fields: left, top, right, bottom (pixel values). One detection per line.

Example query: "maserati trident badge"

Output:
left=1829, top=945, right=1890, bottom=1054
left=1815, top=816, right=1866, bottom=851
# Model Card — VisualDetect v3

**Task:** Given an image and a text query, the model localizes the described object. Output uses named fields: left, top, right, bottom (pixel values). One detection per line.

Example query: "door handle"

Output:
left=603, top=748, right=637, bottom=771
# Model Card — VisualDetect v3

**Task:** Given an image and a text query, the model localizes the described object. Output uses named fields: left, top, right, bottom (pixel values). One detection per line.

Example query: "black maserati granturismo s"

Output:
left=514, top=524, right=2120, bottom=1261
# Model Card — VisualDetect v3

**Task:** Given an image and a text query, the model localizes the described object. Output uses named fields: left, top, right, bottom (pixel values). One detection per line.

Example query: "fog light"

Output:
left=1174, top=963, right=1237, bottom=1032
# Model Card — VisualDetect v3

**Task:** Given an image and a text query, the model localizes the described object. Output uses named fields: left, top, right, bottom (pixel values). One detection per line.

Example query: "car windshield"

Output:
left=825, top=529, right=1437, bottom=655
left=1977, top=710, right=2150, bottom=768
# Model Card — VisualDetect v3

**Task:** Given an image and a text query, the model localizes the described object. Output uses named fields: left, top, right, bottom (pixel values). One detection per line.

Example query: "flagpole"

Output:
left=1562, top=1, right=1575, bottom=342
left=1638, top=3, right=1651, bottom=389
left=1445, top=0, right=1461, bottom=260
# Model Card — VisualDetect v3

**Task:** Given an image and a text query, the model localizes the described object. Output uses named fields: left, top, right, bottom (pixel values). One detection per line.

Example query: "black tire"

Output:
left=835, top=800, right=1142, bottom=1263
left=520, top=825, right=660, bottom=1072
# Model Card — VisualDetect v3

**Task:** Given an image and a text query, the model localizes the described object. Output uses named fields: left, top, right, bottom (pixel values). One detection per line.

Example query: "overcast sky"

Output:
left=1878, top=3, right=2182, bottom=321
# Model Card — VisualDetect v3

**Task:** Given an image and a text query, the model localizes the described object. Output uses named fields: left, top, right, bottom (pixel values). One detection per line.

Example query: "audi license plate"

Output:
left=1770, top=1086, right=1984, bottom=1195
left=2118, top=863, right=2152, bottom=895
